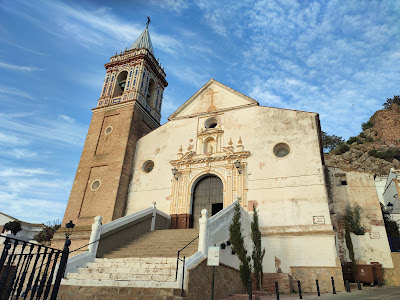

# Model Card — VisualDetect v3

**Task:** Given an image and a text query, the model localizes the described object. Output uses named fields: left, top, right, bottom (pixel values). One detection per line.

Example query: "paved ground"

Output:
left=256, top=286, right=400, bottom=299
left=222, top=286, right=400, bottom=300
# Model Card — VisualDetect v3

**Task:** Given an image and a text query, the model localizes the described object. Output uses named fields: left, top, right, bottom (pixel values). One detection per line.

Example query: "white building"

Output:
left=383, top=168, right=400, bottom=223
left=0, top=212, right=44, bottom=243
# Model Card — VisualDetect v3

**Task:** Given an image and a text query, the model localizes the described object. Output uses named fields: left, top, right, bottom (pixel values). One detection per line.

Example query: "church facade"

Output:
left=58, top=26, right=394, bottom=283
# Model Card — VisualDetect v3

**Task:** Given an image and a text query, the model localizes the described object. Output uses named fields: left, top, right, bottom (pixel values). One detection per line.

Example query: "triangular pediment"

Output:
left=168, top=79, right=259, bottom=120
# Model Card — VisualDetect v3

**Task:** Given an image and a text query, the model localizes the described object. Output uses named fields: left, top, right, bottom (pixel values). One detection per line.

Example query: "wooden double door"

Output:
left=191, top=175, right=223, bottom=228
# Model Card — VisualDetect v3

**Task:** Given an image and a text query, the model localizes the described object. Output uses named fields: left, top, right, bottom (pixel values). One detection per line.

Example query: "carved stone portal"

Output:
left=169, top=127, right=250, bottom=229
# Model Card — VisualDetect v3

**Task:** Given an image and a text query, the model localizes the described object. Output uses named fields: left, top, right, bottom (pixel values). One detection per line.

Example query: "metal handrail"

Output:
left=175, top=235, right=199, bottom=281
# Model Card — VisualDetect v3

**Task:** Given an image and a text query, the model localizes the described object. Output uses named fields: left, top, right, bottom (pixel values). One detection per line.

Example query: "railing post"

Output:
left=345, top=279, right=351, bottom=292
left=357, top=279, right=362, bottom=290
left=88, top=216, right=103, bottom=255
left=198, top=209, right=208, bottom=254
left=50, top=237, right=70, bottom=300
left=248, top=279, right=252, bottom=299
left=181, top=256, right=185, bottom=297
left=297, top=280, right=303, bottom=299
left=275, top=281, right=279, bottom=300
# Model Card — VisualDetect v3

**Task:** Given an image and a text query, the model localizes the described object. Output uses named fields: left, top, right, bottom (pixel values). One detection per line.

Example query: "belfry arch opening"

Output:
left=190, top=174, right=223, bottom=228
left=146, top=78, right=157, bottom=108
left=113, top=71, right=128, bottom=97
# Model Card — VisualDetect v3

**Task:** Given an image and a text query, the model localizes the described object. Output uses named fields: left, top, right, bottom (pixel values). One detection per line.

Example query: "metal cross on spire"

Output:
left=146, top=16, right=151, bottom=28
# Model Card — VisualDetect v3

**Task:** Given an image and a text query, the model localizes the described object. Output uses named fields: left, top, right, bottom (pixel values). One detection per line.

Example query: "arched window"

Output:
left=146, top=78, right=157, bottom=108
left=113, top=71, right=128, bottom=97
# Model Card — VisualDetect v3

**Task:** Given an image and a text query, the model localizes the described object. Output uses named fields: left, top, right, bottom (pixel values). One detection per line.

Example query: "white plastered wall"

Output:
left=126, top=86, right=337, bottom=271
left=327, top=167, right=394, bottom=268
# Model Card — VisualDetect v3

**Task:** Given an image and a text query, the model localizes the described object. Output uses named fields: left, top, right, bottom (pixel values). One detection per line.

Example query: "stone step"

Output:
left=87, top=261, right=176, bottom=269
left=78, top=267, right=175, bottom=275
left=67, top=272, right=175, bottom=282
left=61, top=278, right=179, bottom=288
left=107, top=249, right=197, bottom=256
left=95, top=257, right=176, bottom=263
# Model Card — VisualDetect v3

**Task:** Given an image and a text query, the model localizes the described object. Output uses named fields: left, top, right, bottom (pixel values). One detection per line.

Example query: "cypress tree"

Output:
left=229, top=201, right=251, bottom=292
left=251, top=203, right=265, bottom=290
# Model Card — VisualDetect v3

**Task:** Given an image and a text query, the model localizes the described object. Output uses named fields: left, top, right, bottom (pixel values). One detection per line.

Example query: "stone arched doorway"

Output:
left=191, top=175, right=223, bottom=228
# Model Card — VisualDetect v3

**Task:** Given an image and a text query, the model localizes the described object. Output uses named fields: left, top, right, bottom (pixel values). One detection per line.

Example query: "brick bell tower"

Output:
left=53, top=24, right=167, bottom=250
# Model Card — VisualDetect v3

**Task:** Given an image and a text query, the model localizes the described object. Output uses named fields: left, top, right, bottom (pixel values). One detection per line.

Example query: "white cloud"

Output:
left=0, top=166, right=70, bottom=223
left=0, top=61, right=43, bottom=72
left=0, top=85, right=33, bottom=99
left=6, top=0, right=182, bottom=55
left=0, top=113, right=87, bottom=147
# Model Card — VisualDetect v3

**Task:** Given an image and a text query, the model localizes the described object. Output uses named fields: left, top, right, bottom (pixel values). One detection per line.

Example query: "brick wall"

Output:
left=59, top=100, right=159, bottom=252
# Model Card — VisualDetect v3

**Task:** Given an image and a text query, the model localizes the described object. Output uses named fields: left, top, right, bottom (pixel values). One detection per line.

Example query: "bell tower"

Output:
left=61, top=25, right=167, bottom=229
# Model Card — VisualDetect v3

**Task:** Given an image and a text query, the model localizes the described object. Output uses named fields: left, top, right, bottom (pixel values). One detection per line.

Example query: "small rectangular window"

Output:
left=341, top=180, right=348, bottom=185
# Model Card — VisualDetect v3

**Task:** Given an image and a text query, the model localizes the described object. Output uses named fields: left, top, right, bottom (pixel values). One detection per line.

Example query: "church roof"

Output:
left=129, top=27, right=154, bottom=56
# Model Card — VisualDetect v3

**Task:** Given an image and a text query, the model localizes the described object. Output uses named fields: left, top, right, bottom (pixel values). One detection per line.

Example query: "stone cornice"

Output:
left=171, top=151, right=250, bottom=166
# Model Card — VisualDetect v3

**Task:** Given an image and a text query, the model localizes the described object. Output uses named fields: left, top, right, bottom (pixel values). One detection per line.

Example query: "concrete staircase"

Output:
left=103, top=229, right=199, bottom=258
left=61, top=229, right=199, bottom=289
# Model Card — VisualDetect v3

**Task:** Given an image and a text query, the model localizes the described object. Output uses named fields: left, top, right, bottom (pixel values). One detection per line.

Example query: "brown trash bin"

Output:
left=342, top=262, right=356, bottom=282
left=355, top=264, right=374, bottom=284
left=371, top=262, right=383, bottom=285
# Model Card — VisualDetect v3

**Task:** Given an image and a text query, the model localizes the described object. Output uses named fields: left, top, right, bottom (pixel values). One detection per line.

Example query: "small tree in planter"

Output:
left=4, top=221, right=22, bottom=235
left=251, top=203, right=265, bottom=290
left=229, top=201, right=251, bottom=292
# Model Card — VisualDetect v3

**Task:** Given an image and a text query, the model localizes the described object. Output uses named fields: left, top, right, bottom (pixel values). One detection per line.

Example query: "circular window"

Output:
left=205, top=117, right=218, bottom=129
left=90, top=179, right=101, bottom=191
left=142, top=160, right=154, bottom=173
left=273, top=143, right=290, bottom=158
left=105, top=126, right=113, bottom=134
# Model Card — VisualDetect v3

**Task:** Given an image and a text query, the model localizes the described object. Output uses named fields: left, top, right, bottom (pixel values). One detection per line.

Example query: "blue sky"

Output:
left=1, top=0, right=399, bottom=223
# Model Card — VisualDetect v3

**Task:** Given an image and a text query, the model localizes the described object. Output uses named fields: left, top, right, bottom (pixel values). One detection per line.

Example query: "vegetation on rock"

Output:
left=334, top=143, right=350, bottom=155
left=4, top=221, right=22, bottom=235
left=229, top=201, right=251, bottom=292
left=347, top=136, right=363, bottom=145
left=383, top=95, right=400, bottom=110
left=361, top=120, right=374, bottom=131
left=368, top=149, right=400, bottom=163
left=251, top=203, right=265, bottom=291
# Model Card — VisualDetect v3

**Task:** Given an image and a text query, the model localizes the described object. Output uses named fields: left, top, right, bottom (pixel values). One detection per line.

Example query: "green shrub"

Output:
left=383, top=96, right=400, bottom=110
left=335, top=144, right=350, bottom=154
left=33, top=221, right=61, bottom=243
left=369, top=149, right=400, bottom=162
left=362, top=120, right=374, bottom=131
left=365, top=136, right=374, bottom=142
left=359, top=132, right=366, bottom=138
left=347, top=136, right=363, bottom=144
left=345, top=204, right=365, bottom=236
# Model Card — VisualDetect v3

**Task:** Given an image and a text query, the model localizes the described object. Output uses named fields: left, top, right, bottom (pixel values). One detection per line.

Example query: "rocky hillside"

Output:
left=324, top=104, right=400, bottom=175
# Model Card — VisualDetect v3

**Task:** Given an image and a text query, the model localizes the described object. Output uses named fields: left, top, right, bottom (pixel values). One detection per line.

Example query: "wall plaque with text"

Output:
left=313, top=216, right=325, bottom=224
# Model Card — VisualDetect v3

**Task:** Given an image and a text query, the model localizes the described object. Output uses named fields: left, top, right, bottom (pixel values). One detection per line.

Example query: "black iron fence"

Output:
left=388, top=237, right=400, bottom=252
left=0, top=235, right=69, bottom=300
